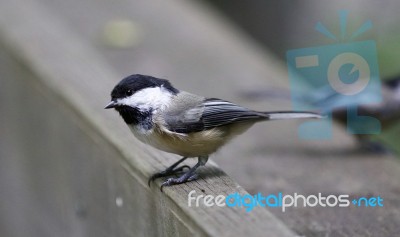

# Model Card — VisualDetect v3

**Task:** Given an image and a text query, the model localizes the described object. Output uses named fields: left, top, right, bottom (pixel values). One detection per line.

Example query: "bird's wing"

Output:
left=162, top=97, right=267, bottom=133
left=200, top=98, right=267, bottom=129
left=162, top=97, right=320, bottom=134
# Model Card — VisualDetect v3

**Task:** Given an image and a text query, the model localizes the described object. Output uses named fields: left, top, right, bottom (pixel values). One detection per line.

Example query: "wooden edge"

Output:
left=0, top=0, right=296, bottom=236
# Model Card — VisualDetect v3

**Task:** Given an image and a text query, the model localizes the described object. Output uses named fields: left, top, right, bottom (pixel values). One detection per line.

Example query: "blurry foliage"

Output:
left=378, top=35, right=400, bottom=79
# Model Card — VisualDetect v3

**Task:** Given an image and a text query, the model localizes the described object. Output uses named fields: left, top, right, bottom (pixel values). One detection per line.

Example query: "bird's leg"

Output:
left=161, top=155, right=209, bottom=191
left=148, top=156, right=189, bottom=186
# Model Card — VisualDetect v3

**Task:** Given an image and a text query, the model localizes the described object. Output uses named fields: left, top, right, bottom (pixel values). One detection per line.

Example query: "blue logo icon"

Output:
left=287, top=10, right=381, bottom=139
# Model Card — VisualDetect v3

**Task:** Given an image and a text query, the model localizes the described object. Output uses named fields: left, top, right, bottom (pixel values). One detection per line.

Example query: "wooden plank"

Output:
left=0, top=0, right=295, bottom=236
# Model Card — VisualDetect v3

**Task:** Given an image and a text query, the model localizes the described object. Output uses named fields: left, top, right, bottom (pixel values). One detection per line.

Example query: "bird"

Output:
left=105, top=74, right=322, bottom=190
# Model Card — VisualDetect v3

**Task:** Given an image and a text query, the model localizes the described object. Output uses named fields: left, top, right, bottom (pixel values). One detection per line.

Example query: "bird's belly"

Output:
left=128, top=123, right=253, bottom=157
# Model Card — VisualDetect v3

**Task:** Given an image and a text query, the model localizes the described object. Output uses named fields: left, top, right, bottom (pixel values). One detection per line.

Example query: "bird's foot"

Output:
left=148, top=165, right=190, bottom=187
left=153, top=156, right=205, bottom=192
left=160, top=173, right=198, bottom=192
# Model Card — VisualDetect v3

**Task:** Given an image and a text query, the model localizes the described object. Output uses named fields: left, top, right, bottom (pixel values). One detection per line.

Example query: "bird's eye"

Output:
left=126, top=89, right=133, bottom=96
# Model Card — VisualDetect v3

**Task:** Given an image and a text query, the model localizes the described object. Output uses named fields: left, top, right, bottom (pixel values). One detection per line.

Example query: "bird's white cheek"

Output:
left=119, top=87, right=172, bottom=111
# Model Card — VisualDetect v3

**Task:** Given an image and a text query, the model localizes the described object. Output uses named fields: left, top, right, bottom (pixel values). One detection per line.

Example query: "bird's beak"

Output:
left=104, top=100, right=117, bottom=109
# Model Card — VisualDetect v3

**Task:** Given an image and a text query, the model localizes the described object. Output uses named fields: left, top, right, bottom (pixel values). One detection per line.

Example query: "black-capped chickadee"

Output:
left=105, top=74, right=322, bottom=190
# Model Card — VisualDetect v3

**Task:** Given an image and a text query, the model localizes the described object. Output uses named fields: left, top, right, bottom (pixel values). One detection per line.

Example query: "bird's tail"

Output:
left=262, top=111, right=323, bottom=120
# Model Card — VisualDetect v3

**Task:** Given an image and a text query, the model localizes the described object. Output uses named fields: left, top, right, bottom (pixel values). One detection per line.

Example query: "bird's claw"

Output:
left=148, top=165, right=190, bottom=187
left=160, top=174, right=198, bottom=192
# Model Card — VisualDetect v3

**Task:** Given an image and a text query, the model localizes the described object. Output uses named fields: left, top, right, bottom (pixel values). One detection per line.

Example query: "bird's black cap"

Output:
left=110, top=74, right=179, bottom=101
